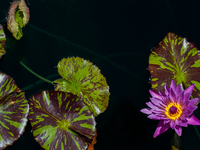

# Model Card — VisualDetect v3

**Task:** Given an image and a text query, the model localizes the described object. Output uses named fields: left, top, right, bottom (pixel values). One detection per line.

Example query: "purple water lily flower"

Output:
left=141, top=80, right=200, bottom=138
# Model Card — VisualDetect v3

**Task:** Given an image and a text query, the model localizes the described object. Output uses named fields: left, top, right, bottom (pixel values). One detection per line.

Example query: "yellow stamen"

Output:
left=165, top=102, right=182, bottom=120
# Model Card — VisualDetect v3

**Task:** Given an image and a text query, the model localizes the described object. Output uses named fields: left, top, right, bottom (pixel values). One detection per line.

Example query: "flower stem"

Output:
left=171, top=132, right=181, bottom=150
left=193, top=126, right=200, bottom=140
left=20, top=61, right=55, bottom=85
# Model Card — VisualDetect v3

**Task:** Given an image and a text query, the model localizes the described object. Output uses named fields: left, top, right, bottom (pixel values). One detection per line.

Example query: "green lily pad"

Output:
left=28, top=90, right=96, bottom=150
left=0, top=72, right=29, bottom=149
left=54, top=57, right=110, bottom=116
left=0, top=24, right=6, bottom=58
left=149, top=32, right=200, bottom=101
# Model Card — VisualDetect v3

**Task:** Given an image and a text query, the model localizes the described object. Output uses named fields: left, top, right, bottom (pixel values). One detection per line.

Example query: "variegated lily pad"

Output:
left=149, top=32, right=200, bottom=101
left=28, top=90, right=96, bottom=150
left=0, top=72, right=29, bottom=149
left=54, top=57, right=110, bottom=116
left=0, top=24, right=6, bottom=58
left=7, top=0, right=30, bottom=40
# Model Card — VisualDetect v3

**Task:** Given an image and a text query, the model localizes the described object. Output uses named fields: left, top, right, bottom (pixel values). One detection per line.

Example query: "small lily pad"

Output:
left=149, top=32, right=200, bottom=101
left=28, top=90, right=96, bottom=150
left=7, top=0, right=30, bottom=40
left=0, top=72, right=29, bottom=149
left=0, top=24, right=6, bottom=58
left=54, top=57, right=110, bottom=116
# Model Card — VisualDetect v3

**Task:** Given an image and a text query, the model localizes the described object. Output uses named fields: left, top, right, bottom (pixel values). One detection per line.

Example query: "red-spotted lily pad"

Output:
left=54, top=57, right=110, bottom=117
left=149, top=32, right=200, bottom=101
left=7, top=0, right=30, bottom=40
left=28, top=90, right=96, bottom=150
left=0, top=24, right=6, bottom=58
left=0, top=72, right=29, bottom=149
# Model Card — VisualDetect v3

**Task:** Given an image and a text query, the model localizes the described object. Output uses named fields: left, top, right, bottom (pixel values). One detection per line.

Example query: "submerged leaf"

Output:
left=0, top=72, right=29, bottom=149
left=0, top=25, right=6, bottom=58
left=7, top=0, right=30, bottom=40
left=28, top=90, right=96, bottom=150
left=149, top=32, right=200, bottom=101
left=54, top=57, right=110, bottom=116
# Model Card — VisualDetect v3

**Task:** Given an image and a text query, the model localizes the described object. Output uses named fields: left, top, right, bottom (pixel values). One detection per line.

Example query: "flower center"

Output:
left=169, top=106, right=177, bottom=114
left=165, top=102, right=182, bottom=120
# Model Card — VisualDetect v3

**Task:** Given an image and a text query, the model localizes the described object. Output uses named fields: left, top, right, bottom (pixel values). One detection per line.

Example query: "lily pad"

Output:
left=28, top=90, right=96, bottom=150
left=0, top=72, right=29, bottom=149
left=0, top=24, right=6, bottom=58
left=149, top=32, right=200, bottom=101
left=54, top=57, right=110, bottom=116
left=7, top=0, right=30, bottom=40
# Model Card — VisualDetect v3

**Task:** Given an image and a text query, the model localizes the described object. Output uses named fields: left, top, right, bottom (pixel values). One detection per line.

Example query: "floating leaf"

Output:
left=87, top=128, right=97, bottom=150
left=0, top=72, right=29, bottom=149
left=7, top=0, right=30, bottom=40
left=54, top=57, right=110, bottom=116
left=149, top=32, right=200, bottom=101
left=0, top=24, right=6, bottom=58
left=28, top=90, right=96, bottom=150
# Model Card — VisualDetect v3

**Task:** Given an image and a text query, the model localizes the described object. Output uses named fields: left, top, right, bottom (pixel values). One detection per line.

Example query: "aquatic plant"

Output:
left=141, top=80, right=200, bottom=137
left=7, top=0, right=30, bottom=40
left=54, top=57, right=110, bottom=117
left=0, top=1, right=110, bottom=149
left=0, top=24, right=6, bottom=58
left=0, top=72, right=29, bottom=149
left=143, top=32, right=200, bottom=149
left=149, top=32, right=200, bottom=103
left=28, top=90, right=96, bottom=150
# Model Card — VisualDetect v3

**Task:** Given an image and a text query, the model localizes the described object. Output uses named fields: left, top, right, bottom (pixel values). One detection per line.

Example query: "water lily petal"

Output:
left=175, top=125, right=182, bottom=136
left=170, top=121, right=176, bottom=129
left=184, top=84, right=194, bottom=94
left=177, top=91, right=184, bottom=104
left=164, top=84, right=170, bottom=95
left=187, top=105, right=197, bottom=113
left=150, top=97, right=165, bottom=107
left=184, top=92, right=192, bottom=102
left=140, top=108, right=152, bottom=114
left=188, top=98, right=199, bottom=106
left=146, top=102, right=161, bottom=111
left=163, top=119, right=171, bottom=124
left=158, top=90, right=166, bottom=97
left=175, top=119, right=187, bottom=127
left=170, top=80, right=176, bottom=92
left=169, top=88, right=176, bottom=103
left=175, top=83, right=181, bottom=97
left=153, top=120, right=170, bottom=138
left=148, top=114, right=162, bottom=120
left=149, top=90, right=162, bottom=100
left=187, top=115, right=200, bottom=125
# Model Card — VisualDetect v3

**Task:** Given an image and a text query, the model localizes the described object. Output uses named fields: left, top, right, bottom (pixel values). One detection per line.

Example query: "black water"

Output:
left=0, top=0, right=200, bottom=150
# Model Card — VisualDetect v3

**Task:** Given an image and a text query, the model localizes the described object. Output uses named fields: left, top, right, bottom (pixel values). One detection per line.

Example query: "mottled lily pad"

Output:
left=28, top=90, right=96, bottom=150
left=0, top=24, right=6, bottom=58
left=0, top=72, right=29, bottom=149
left=54, top=57, right=110, bottom=116
left=7, top=0, right=30, bottom=40
left=149, top=32, right=200, bottom=101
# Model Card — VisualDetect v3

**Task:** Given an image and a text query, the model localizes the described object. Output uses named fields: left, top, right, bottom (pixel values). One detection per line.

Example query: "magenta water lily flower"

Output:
left=141, top=80, right=200, bottom=138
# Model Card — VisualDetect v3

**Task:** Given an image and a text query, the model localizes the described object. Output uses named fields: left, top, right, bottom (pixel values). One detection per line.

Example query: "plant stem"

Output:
left=27, top=23, right=146, bottom=82
left=193, top=126, right=200, bottom=140
left=20, top=61, right=55, bottom=85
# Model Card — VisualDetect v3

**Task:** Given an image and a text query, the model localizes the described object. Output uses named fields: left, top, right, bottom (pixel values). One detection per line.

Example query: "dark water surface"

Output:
left=0, top=0, right=200, bottom=150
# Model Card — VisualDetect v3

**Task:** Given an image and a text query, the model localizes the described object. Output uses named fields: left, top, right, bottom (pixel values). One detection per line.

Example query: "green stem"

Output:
left=171, top=132, right=181, bottom=150
left=20, top=61, right=55, bottom=85
left=27, top=23, right=146, bottom=82
left=193, top=126, right=200, bottom=140
left=0, top=18, right=6, bottom=23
